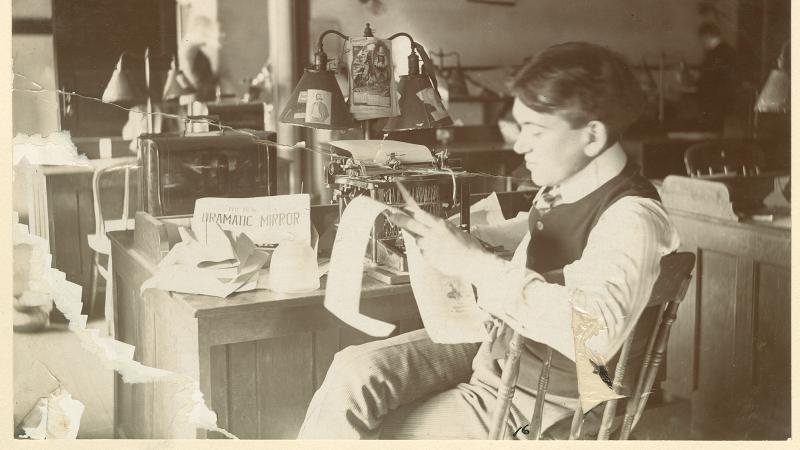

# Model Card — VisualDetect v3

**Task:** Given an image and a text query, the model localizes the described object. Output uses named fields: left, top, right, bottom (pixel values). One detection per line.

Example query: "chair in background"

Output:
left=683, top=140, right=765, bottom=177
left=87, top=158, right=138, bottom=332
left=488, top=252, right=696, bottom=440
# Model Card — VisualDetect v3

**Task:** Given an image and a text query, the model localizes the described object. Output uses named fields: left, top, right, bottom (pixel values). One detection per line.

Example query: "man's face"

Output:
left=512, top=98, right=593, bottom=187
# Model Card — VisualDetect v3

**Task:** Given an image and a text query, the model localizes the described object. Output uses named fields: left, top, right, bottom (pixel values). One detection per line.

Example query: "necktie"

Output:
left=534, top=186, right=562, bottom=216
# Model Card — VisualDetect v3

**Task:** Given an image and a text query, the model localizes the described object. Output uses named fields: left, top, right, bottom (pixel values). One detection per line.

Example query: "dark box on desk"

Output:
left=137, top=131, right=278, bottom=216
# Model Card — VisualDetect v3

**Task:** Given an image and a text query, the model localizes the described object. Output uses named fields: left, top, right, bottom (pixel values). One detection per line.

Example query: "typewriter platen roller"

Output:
left=327, top=140, right=474, bottom=276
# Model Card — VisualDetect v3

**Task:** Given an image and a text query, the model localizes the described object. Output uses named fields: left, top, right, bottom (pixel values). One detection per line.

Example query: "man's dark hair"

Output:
left=698, top=21, right=721, bottom=38
left=507, top=42, right=644, bottom=140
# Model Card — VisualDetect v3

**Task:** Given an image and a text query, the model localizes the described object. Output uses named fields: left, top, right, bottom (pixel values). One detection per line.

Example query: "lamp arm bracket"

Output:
left=387, top=32, right=416, bottom=48
left=317, top=29, right=349, bottom=51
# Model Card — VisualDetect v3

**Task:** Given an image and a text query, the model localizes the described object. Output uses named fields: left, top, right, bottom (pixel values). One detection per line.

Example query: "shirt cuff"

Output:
left=467, top=251, right=533, bottom=315
left=472, top=257, right=579, bottom=361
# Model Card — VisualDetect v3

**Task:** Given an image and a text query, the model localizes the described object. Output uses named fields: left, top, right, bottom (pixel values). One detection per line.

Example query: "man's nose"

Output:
left=513, top=137, right=531, bottom=155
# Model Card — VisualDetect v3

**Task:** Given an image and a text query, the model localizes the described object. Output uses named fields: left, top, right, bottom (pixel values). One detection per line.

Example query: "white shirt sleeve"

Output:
left=470, top=197, right=680, bottom=362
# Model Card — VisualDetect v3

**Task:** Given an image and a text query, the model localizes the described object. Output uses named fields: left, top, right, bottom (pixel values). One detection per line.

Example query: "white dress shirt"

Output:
left=467, top=145, right=680, bottom=362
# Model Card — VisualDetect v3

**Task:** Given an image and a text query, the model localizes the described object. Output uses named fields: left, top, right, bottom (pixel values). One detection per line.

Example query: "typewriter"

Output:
left=327, top=140, right=474, bottom=278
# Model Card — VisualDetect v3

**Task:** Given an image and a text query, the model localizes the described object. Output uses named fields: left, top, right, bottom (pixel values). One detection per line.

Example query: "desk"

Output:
left=662, top=209, right=790, bottom=439
left=109, top=230, right=422, bottom=439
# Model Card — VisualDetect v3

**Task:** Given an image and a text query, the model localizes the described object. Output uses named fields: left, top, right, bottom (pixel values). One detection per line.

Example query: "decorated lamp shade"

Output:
left=162, top=58, right=196, bottom=101
left=383, top=74, right=453, bottom=131
left=102, top=55, right=147, bottom=105
left=279, top=68, right=356, bottom=130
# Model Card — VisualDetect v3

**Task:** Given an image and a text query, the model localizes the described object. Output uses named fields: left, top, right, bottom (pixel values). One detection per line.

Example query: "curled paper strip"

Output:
left=13, top=216, right=237, bottom=439
left=324, top=196, right=397, bottom=337
left=324, top=196, right=490, bottom=344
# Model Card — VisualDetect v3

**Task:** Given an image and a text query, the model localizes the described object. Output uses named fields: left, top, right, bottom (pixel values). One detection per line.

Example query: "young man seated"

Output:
left=298, top=42, right=680, bottom=440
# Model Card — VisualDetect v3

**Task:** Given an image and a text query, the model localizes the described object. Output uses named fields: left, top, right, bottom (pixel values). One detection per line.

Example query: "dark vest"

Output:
left=512, top=161, right=661, bottom=398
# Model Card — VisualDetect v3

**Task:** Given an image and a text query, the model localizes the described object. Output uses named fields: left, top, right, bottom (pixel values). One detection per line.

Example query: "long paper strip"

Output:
left=324, top=196, right=397, bottom=337
left=403, top=230, right=490, bottom=343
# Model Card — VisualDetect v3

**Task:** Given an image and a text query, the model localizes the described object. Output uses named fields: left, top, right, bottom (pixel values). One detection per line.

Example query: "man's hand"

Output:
left=388, top=208, right=490, bottom=278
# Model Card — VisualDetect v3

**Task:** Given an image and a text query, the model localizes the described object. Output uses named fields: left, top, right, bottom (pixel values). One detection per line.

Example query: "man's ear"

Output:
left=583, top=121, right=608, bottom=157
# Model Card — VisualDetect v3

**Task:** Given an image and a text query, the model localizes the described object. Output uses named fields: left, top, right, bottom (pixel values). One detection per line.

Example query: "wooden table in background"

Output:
left=25, top=158, right=136, bottom=309
left=448, top=140, right=523, bottom=192
left=662, top=209, right=790, bottom=439
left=109, top=230, right=422, bottom=439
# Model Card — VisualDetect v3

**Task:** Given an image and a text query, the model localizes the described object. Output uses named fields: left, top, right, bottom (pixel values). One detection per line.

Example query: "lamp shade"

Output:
left=755, top=68, right=790, bottom=113
left=279, top=68, right=355, bottom=130
left=162, top=58, right=196, bottom=101
left=102, top=55, right=146, bottom=105
left=383, top=74, right=453, bottom=131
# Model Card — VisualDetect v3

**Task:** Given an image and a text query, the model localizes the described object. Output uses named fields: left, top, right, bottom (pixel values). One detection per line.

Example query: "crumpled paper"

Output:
left=142, top=223, right=268, bottom=298
left=13, top=213, right=237, bottom=439
left=17, top=389, right=85, bottom=439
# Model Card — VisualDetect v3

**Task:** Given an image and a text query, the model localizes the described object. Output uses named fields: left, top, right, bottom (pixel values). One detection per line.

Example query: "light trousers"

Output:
left=298, top=328, right=578, bottom=439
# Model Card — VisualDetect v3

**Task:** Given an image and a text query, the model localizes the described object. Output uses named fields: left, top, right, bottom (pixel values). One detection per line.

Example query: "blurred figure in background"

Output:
left=187, top=44, right=219, bottom=102
left=696, top=21, right=740, bottom=132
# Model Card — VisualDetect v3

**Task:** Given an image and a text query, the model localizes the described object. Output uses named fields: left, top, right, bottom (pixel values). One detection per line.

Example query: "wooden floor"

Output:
left=13, top=317, right=692, bottom=440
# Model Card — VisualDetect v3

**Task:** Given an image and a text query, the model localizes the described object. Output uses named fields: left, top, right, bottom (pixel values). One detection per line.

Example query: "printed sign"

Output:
left=191, top=194, right=311, bottom=247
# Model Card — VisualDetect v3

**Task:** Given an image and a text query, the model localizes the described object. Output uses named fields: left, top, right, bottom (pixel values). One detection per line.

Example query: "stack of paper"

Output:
left=13, top=132, right=89, bottom=166
left=142, top=223, right=269, bottom=298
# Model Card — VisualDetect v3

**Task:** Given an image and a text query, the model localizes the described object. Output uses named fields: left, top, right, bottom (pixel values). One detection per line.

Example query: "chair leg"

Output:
left=488, top=332, right=525, bottom=439
left=88, top=251, right=100, bottom=316
left=529, top=346, right=553, bottom=440
left=569, top=405, right=584, bottom=439
left=104, top=256, right=115, bottom=337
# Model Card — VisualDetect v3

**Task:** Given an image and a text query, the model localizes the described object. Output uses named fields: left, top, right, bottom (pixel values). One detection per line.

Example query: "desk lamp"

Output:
left=278, top=29, right=356, bottom=130
left=103, top=49, right=195, bottom=133
left=162, top=56, right=196, bottom=101
left=279, top=23, right=452, bottom=136
left=383, top=42, right=453, bottom=131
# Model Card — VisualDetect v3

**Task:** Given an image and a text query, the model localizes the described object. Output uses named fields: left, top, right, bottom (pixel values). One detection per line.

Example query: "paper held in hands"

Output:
left=402, top=230, right=491, bottom=343
left=324, top=195, right=489, bottom=343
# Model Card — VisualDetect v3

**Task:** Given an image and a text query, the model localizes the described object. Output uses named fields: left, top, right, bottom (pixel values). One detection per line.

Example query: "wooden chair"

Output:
left=87, top=158, right=138, bottom=326
left=488, top=252, right=696, bottom=440
left=683, top=140, right=765, bottom=177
